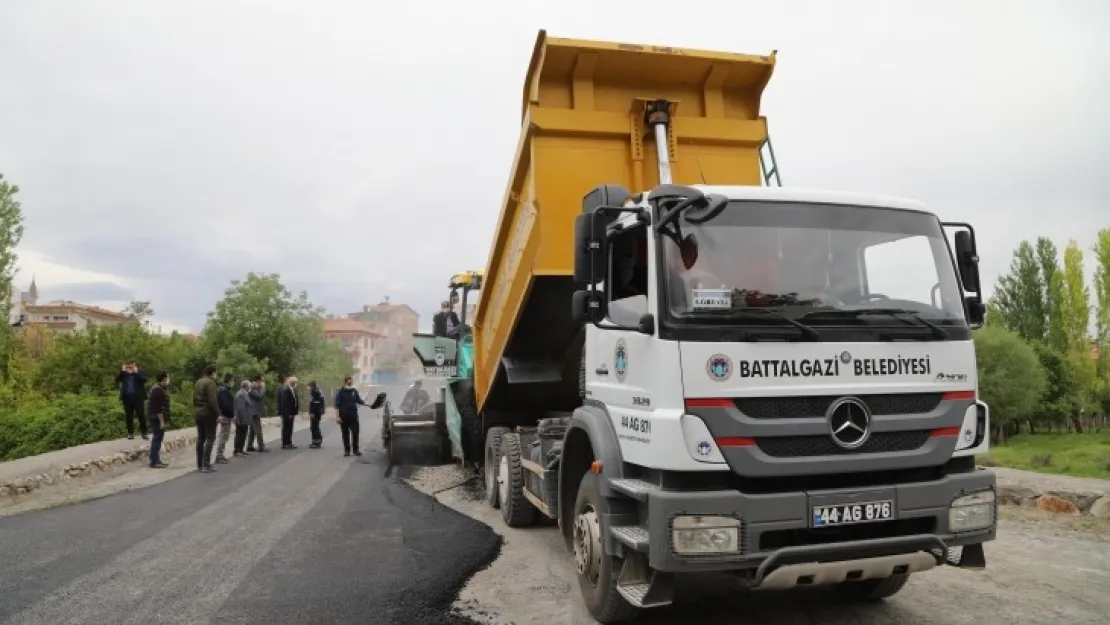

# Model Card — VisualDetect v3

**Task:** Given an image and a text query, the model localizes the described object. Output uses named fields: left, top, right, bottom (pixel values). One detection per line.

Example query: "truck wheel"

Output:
left=498, top=432, right=536, bottom=526
left=573, top=471, right=639, bottom=623
left=837, top=574, right=910, bottom=602
left=451, top=379, right=483, bottom=464
left=484, top=426, right=509, bottom=508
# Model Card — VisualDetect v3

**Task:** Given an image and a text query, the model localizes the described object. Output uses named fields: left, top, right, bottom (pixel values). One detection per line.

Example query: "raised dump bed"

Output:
left=472, top=30, right=778, bottom=423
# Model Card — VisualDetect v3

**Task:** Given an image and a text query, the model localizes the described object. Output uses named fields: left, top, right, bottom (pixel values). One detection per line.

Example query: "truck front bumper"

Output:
left=630, top=468, right=996, bottom=580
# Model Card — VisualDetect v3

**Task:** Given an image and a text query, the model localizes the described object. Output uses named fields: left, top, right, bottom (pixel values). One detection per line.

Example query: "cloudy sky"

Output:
left=1, top=0, right=1107, bottom=334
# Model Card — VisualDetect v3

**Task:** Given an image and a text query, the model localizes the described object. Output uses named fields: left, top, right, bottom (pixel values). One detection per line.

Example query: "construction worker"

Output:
left=432, top=301, right=460, bottom=338
left=334, top=376, right=367, bottom=457
left=400, top=379, right=430, bottom=414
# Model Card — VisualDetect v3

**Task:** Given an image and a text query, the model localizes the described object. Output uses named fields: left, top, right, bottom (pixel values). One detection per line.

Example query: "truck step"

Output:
left=616, top=584, right=669, bottom=608
left=608, top=478, right=657, bottom=501
left=610, top=525, right=650, bottom=552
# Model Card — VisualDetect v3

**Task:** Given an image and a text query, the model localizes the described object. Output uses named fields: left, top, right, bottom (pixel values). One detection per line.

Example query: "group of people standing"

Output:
left=116, top=363, right=375, bottom=473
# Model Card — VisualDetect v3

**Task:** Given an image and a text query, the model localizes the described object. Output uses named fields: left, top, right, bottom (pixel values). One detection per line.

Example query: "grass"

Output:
left=979, top=431, right=1110, bottom=479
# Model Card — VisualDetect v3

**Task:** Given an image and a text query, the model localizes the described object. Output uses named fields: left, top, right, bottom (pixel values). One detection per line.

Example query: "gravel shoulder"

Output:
left=406, top=464, right=1110, bottom=625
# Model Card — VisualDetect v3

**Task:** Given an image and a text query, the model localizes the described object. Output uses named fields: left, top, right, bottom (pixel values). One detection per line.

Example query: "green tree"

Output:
left=1059, top=240, right=1091, bottom=352
left=121, top=300, right=155, bottom=323
left=0, top=172, right=26, bottom=377
left=974, top=326, right=1047, bottom=443
left=1030, top=343, right=1075, bottom=432
left=1058, top=240, right=1095, bottom=430
left=202, top=272, right=322, bottom=377
left=1036, top=237, right=1068, bottom=352
left=213, top=342, right=269, bottom=383
left=1092, top=228, right=1110, bottom=376
left=990, top=240, right=1046, bottom=341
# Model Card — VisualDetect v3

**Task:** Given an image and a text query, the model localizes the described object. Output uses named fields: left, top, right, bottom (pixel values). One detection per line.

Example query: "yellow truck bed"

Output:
left=472, top=30, right=778, bottom=414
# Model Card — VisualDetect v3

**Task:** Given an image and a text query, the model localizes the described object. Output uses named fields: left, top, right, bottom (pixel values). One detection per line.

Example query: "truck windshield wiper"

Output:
left=801, top=308, right=949, bottom=339
left=693, top=307, right=822, bottom=341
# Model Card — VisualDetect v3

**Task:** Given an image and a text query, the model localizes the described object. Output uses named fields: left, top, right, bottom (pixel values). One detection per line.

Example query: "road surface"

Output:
left=0, top=408, right=499, bottom=625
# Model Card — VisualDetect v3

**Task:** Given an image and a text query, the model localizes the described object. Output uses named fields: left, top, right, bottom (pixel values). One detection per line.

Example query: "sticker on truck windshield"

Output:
left=691, top=288, right=731, bottom=310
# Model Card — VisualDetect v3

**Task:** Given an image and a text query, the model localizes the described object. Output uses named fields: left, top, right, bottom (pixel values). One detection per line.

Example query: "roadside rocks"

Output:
left=998, top=484, right=1109, bottom=517
left=0, top=435, right=198, bottom=500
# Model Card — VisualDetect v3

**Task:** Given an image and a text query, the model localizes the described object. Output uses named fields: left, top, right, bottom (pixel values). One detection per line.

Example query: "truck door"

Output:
left=587, top=224, right=665, bottom=465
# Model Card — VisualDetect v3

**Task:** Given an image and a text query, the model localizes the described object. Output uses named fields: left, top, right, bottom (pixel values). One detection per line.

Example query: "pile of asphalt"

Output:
left=383, top=480, right=503, bottom=625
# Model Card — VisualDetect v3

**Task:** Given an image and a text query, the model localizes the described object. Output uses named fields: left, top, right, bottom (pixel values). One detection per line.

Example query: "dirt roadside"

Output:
left=405, top=464, right=1110, bottom=625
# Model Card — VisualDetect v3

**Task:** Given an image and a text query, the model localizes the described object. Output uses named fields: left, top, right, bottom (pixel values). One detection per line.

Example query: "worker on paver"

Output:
left=214, top=373, right=236, bottom=464
left=307, top=380, right=326, bottom=449
left=400, top=380, right=430, bottom=414
left=246, top=374, right=267, bottom=452
left=232, top=380, right=253, bottom=457
left=334, top=376, right=367, bottom=457
left=146, top=371, right=171, bottom=469
left=193, top=365, right=221, bottom=473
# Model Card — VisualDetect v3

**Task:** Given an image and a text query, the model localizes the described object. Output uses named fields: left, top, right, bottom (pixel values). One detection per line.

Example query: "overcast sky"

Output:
left=1, top=0, right=1107, bottom=334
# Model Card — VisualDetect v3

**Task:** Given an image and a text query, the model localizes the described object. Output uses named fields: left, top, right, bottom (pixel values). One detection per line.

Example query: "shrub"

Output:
left=0, top=392, right=197, bottom=462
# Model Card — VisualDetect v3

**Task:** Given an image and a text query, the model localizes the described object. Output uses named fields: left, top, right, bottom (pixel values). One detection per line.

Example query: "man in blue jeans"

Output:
left=146, top=371, right=172, bottom=468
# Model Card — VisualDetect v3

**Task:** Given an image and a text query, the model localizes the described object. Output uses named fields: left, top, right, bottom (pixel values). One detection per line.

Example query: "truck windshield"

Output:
left=659, top=200, right=968, bottom=330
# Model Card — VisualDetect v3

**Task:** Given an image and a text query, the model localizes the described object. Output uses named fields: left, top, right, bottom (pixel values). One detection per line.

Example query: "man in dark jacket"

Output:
left=246, top=375, right=267, bottom=452
left=432, top=301, right=461, bottom=338
left=146, top=371, right=172, bottom=469
left=116, top=361, right=149, bottom=440
left=278, top=375, right=299, bottom=450
left=334, top=376, right=366, bottom=457
left=194, top=365, right=221, bottom=472
left=233, top=380, right=253, bottom=457
left=307, top=381, right=326, bottom=449
left=214, top=373, right=236, bottom=464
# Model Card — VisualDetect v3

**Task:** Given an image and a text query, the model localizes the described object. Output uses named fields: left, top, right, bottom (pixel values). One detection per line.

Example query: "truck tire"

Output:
left=498, top=432, right=536, bottom=526
left=452, top=379, right=483, bottom=464
left=484, top=426, right=510, bottom=508
left=837, top=574, right=910, bottom=602
left=573, top=471, right=639, bottom=623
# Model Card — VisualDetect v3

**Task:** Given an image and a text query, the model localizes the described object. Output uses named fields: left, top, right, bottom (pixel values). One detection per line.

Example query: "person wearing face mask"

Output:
left=307, top=380, right=326, bottom=449
left=333, top=376, right=367, bottom=457
left=432, top=301, right=460, bottom=338
left=146, top=371, right=172, bottom=469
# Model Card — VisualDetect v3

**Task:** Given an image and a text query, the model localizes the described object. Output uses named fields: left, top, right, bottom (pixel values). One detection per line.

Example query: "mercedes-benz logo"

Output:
left=826, top=397, right=872, bottom=450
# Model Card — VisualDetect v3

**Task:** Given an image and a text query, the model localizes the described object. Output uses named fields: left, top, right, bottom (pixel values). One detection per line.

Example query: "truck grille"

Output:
left=755, top=430, right=931, bottom=457
left=735, top=394, right=942, bottom=419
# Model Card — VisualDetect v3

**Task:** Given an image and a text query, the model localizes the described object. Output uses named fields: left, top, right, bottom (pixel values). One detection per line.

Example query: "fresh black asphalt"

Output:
left=0, top=408, right=501, bottom=625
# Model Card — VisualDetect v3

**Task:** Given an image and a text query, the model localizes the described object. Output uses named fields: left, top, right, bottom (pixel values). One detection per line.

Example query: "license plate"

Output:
left=812, top=500, right=893, bottom=527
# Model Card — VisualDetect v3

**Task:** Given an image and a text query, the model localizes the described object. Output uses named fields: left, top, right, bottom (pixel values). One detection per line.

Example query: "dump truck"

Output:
left=462, top=31, right=997, bottom=622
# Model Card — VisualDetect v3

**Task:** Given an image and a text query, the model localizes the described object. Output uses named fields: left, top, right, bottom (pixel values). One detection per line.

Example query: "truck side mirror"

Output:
left=948, top=226, right=985, bottom=328
left=572, top=289, right=607, bottom=325
left=574, top=211, right=608, bottom=286
left=953, top=230, right=981, bottom=294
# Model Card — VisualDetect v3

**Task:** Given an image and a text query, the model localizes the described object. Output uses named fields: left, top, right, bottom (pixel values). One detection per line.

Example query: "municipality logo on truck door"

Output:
left=614, top=339, right=629, bottom=382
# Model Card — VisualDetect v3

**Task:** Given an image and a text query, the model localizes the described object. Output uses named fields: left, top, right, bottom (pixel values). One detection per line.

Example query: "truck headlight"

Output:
left=671, top=515, right=741, bottom=555
left=949, top=490, right=995, bottom=532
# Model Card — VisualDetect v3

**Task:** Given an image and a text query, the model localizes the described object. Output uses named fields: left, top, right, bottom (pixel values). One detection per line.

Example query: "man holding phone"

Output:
left=116, top=360, right=148, bottom=440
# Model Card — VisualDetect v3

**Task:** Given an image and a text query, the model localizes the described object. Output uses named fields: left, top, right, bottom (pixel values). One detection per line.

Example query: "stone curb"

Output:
left=0, top=415, right=307, bottom=499
left=998, top=484, right=1110, bottom=518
